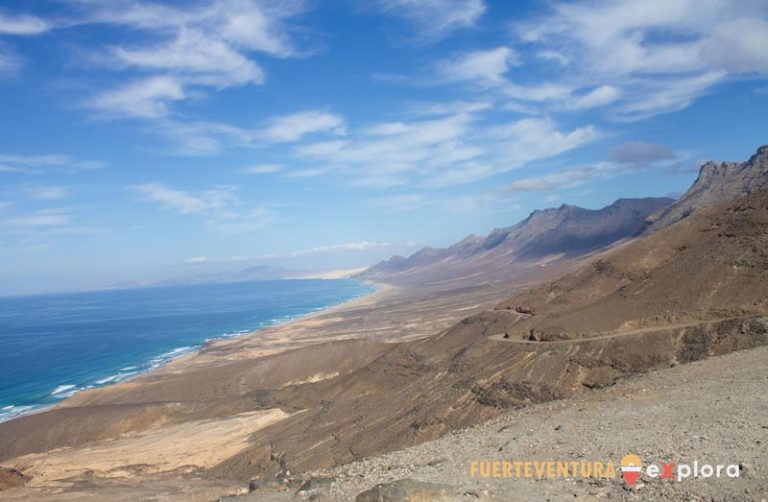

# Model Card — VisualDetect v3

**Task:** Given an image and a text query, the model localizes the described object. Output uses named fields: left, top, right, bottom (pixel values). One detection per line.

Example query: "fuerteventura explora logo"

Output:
left=467, top=454, right=741, bottom=485
left=619, top=453, right=740, bottom=486
left=620, top=454, right=642, bottom=486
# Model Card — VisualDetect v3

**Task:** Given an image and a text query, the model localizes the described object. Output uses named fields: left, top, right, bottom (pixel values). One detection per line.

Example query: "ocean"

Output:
left=0, top=279, right=375, bottom=423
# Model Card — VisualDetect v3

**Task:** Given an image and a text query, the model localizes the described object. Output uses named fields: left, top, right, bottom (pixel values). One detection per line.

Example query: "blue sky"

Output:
left=0, top=0, right=767, bottom=295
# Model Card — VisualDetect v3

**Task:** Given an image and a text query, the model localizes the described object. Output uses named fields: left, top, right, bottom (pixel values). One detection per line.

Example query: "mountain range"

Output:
left=166, top=164, right=768, bottom=480
left=210, top=153, right=768, bottom=479
left=361, top=198, right=672, bottom=285
left=362, top=145, right=768, bottom=286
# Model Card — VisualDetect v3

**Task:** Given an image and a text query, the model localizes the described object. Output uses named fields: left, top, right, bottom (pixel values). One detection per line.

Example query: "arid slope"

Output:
left=210, top=190, right=768, bottom=479
left=497, top=189, right=768, bottom=338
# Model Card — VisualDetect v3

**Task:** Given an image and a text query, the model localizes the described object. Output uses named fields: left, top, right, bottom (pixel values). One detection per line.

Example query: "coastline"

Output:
left=0, top=279, right=385, bottom=424
left=145, top=280, right=394, bottom=376
left=0, top=276, right=519, bottom=499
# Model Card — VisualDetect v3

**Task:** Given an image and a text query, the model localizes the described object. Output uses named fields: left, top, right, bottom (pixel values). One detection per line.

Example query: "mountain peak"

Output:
left=696, top=160, right=736, bottom=181
left=746, top=144, right=768, bottom=167
left=646, top=145, right=768, bottom=232
left=529, top=203, right=579, bottom=217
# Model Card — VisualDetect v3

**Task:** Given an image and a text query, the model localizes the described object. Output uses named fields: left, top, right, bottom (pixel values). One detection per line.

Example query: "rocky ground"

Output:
left=233, top=345, right=768, bottom=501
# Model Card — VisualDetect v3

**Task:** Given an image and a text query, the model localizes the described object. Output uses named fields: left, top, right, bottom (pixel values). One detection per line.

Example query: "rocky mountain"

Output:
left=497, top=188, right=768, bottom=337
left=213, top=189, right=768, bottom=479
left=645, top=144, right=768, bottom=231
left=361, top=197, right=673, bottom=285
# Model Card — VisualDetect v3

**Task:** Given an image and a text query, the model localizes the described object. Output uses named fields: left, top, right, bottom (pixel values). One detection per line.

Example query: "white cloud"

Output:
left=132, top=182, right=274, bottom=234
left=140, top=109, right=347, bottom=154
left=566, top=85, right=621, bottom=110
left=515, top=0, right=768, bottom=118
left=294, top=110, right=598, bottom=188
left=284, top=167, right=333, bottom=179
left=242, top=164, right=283, bottom=174
left=404, top=100, right=493, bottom=117
left=296, top=112, right=478, bottom=187
left=502, top=142, right=678, bottom=195
left=702, top=18, right=768, bottom=74
left=438, top=46, right=518, bottom=85
left=420, top=117, right=599, bottom=187
left=503, top=163, right=617, bottom=193
left=536, top=50, right=569, bottom=65
left=260, top=110, right=346, bottom=143
left=84, top=0, right=298, bottom=56
left=0, top=163, right=22, bottom=173
left=133, top=183, right=236, bottom=214
left=489, top=118, right=600, bottom=165
left=0, top=12, right=50, bottom=35
left=149, top=119, right=254, bottom=154
left=105, top=107, right=347, bottom=155
left=378, top=0, right=486, bottom=41
left=25, top=185, right=71, bottom=200
left=110, top=28, right=264, bottom=88
left=79, top=0, right=306, bottom=117
left=431, top=46, right=573, bottom=103
left=182, top=256, right=208, bottom=264
left=619, top=71, right=727, bottom=120
left=0, top=11, right=52, bottom=74
left=0, top=152, right=104, bottom=173
left=90, top=76, right=186, bottom=119
left=503, top=82, right=573, bottom=102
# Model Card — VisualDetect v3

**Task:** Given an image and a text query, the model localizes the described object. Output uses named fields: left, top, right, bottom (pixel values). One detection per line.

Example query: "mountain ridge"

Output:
left=363, top=145, right=768, bottom=286
left=361, top=197, right=673, bottom=285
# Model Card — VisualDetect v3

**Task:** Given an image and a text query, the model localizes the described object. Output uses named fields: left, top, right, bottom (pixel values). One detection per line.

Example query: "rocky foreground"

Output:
left=231, top=345, right=768, bottom=501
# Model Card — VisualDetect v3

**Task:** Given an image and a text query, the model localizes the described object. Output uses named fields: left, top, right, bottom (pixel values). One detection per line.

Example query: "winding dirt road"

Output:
left=488, top=315, right=759, bottom=345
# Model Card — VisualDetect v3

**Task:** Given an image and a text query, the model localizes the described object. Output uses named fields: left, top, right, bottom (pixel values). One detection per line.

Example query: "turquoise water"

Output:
left=0, top=279, right=374, bottom=422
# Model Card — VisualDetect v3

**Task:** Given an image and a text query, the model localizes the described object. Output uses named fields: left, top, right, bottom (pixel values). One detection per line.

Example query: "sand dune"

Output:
left=12, top=409, right=292, bottom=482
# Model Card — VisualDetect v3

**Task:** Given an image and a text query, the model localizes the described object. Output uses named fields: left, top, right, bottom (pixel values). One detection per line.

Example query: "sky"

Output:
left=0, top=0, right=767, bottom=295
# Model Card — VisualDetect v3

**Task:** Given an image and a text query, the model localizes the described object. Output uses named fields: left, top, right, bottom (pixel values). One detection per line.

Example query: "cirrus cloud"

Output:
left=132, top=182, right=274, bottom=234
left=514, top=0, right=768, bottom=119
left=377, top=0, right=486, bottom=42
left=79, top=0, right=306, bottom=118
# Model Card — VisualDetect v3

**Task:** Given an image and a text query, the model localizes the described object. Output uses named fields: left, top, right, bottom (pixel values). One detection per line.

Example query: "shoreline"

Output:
left=154, top=280, right=394, bottom=375
left=0, top=279, right=387, bottom=424
left=0, top=275, right=515, bottom=496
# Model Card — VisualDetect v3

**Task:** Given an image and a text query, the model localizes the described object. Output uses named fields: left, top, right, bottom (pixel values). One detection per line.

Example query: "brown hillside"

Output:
left=497, top=188, right=768, bottom=338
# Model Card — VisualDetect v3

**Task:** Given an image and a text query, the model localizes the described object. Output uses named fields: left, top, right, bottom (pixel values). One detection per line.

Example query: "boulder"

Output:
left=355, top=478, right=455, bottom=502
